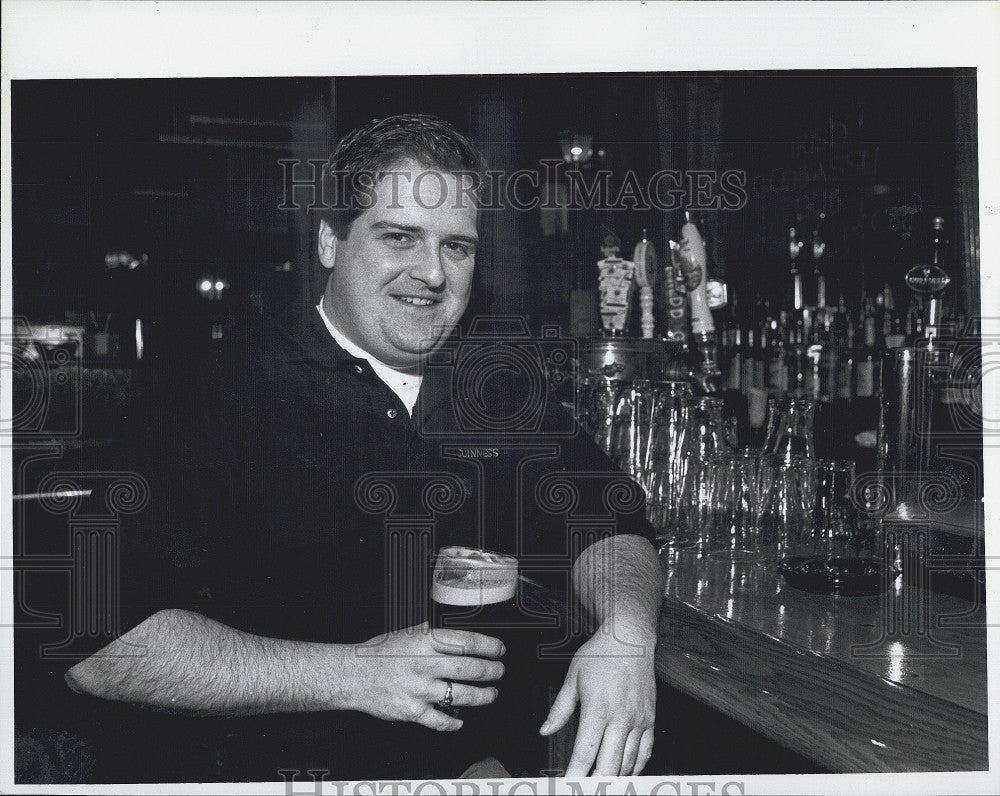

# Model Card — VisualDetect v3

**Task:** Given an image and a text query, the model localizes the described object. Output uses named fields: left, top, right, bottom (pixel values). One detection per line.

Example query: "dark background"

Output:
left=10, top=71, right=981, bottom=781
left=12, top=70, right=979, bottom=356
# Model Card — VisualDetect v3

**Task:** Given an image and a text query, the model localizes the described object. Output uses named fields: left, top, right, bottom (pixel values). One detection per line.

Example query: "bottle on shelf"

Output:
left=786, top=317, right=807, bottom=399
left=786, top=225, right=806, bottom=323
left=726, top=324, right=743, bottom=392
left=819, top=309, right=838, bottom=403
left=718, top=288, right=742, bottom=392
left=853, top=313, right=878, bottom=399
left=803, top=311, right=823, bottom=403
left=884, top=311, right=906, bottom=350
left=836, top=318, right=855, bottom=400
left=739, top=325, right=755, bottom=397
left=767, top=316, right=789, bottom=396
left=753, top=317, right=768, bottom=392
left=812, top=214, right=828, bottom=312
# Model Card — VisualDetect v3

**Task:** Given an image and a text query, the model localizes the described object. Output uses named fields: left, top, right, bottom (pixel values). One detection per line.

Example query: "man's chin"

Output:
left=380, top=340, right=438, bottom=371
left=390, top=329, right=454, bottom=360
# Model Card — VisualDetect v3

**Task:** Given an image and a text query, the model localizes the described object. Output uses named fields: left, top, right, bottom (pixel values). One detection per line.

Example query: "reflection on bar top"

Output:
left=885, top=498, right=984, bottom=536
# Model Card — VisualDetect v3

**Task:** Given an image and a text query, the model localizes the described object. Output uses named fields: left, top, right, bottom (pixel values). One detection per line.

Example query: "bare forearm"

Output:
left=572, top=534, right=664, bottom=642
left=64, top=609, right=361, bottom=716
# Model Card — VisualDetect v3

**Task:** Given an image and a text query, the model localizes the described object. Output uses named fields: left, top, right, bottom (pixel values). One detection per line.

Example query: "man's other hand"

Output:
left=539, top=628, right=656, bottom=776
left=351, top=622, right=505, bottom=731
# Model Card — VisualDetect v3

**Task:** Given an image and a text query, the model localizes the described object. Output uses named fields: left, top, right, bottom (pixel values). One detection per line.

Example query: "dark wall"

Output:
left=724, top=69, right=964, bottom=318
left=12, top=71, right=975, bottom=356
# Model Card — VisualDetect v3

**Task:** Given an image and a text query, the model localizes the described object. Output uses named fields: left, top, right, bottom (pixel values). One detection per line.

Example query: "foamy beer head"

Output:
left=432, top=547, right=518, bottom=608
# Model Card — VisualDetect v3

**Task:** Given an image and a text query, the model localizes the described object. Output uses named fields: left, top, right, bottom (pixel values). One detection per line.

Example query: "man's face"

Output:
left=319, top=161, right=478, bottom=370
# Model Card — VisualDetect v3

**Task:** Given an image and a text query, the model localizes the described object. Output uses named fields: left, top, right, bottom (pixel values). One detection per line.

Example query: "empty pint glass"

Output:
left=763, top=397, right=815, bottom=461
left=878, top=345, right=951, bottom=512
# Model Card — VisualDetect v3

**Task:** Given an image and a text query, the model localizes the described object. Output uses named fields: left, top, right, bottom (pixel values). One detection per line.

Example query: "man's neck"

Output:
left=316, top=301, right=422, bottom=414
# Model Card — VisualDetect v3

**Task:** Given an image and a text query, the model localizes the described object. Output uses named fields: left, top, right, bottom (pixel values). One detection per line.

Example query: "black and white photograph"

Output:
left=3, top=3, right=998, bottom=794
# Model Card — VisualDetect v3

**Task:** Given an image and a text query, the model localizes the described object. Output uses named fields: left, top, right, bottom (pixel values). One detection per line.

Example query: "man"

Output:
left=65, top=114, right=663, bottom=781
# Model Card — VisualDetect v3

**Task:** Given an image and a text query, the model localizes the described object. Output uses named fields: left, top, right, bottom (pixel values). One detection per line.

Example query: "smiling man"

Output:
left=63, top=114, right=662, bottom=783
left=318, top=159, right=478, bottom=372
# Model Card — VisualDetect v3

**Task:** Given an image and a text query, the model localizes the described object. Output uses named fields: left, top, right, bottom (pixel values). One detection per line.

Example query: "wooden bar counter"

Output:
left=654, top=549, right=988, bottom=772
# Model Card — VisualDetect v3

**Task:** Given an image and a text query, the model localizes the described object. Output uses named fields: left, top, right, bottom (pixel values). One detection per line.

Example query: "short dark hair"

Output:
left=321, top=113, right=487, bottom=236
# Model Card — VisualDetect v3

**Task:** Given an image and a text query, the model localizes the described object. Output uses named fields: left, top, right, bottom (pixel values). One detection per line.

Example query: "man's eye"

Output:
left=382, top=232, right=414, bottom=246
left=443, top=241, right=474, bottom=259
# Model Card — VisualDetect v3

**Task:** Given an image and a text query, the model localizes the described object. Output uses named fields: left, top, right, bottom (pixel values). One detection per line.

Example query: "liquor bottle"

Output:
left=853, top=314, right=878, bottom=399
left=904, top=296, right=924, bottom=345
left=785, top=226, right=806, bottom=331
left=812, top=215, right=828, bottom=312
left=819, top=309, right=838, bottom=403
left=719, top=289, right=741, bottom=391
left=740, top=326, right=755, bottom=397
left=803, top=312, right=823, bottom=402
left=726, top=325, right=742, bottom=391
left=836, top=319, right=855, bottom=400
left=786, top=318, right=807, bottom=398
left=767, top=317, right=789, bottom=396
left=884, top=312, right=906, bottom=350
left=753, top=320, right=768, bottom=392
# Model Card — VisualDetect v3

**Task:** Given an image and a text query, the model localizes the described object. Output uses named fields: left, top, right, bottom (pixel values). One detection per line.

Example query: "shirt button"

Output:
left=387, top=408, right=398, bottom=419
left=353, top=364, right=363, bottom=374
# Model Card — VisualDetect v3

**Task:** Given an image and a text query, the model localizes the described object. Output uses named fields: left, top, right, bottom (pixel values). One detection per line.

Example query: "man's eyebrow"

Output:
left=370, top=221, right=478, bottom=245
left=370, top=222, right=424, bottom=234
left=445, top=233, right=479, bottom=245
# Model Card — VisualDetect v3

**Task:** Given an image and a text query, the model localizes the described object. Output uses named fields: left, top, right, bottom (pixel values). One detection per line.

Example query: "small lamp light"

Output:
left=559, top=131, right=594, bottom=164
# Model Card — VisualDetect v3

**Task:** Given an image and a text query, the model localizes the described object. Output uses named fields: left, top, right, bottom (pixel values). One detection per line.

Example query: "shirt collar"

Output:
left=274, top=299, right=357, bottom=368
left=315, top=301, right=423, bottom=415
left=273, top=299, right=450, bottom=420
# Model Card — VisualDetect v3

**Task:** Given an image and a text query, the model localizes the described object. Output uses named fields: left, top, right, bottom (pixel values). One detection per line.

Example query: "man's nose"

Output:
left=408, top=246, right=446, bottom=288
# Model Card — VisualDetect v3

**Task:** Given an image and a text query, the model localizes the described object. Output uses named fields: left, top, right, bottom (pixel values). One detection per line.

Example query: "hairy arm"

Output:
left=571, top=533, right=664, bottom=644
left=64, top=609, right=362, bottom=716
left=542, top=533, right=664, bottom=777
left=65, top=609, right=504, bottom=730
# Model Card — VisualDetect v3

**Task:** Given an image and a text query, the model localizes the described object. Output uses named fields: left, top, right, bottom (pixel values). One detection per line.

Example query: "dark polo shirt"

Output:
left=77, top=309, right=652, bottom=782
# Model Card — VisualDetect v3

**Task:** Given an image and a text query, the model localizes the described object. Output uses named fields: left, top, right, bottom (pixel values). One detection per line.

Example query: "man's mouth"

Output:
left=393, top=295, right=438, bottom=307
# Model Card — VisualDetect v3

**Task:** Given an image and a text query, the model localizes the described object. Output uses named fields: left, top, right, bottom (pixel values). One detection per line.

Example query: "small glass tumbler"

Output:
left=644, top=380, right=692, bottom=476
left=807, top=459, right=859, bottom=559
left=610, top=379, right=655, bottom=483
left=757, top=453, right=811, bottom=561
left=578, top=375, right=622, bottom=455
left=708, top=451, right=767, bottom=562
left=679, top=396, right=728, bottom=460
left=644, top=382, right=695, bottom=550
left=763, top=397, right=816, bottom=461
left=677, top=453, right=736, bottom=553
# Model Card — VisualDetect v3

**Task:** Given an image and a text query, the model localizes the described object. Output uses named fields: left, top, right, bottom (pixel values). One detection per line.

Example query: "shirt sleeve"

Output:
left=517, top=397, right=655, bottom=562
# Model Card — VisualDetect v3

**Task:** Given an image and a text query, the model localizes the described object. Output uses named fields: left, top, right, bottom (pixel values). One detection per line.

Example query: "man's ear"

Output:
left=318, top=219, right=338, bottom=270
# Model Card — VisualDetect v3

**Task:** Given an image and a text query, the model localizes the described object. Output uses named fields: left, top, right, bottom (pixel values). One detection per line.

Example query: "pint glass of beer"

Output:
left=432, top=546, right=519, bottom=724
left=431, top=546, right=550, bottom=774
left=431, top=546, right=518, bottom=641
